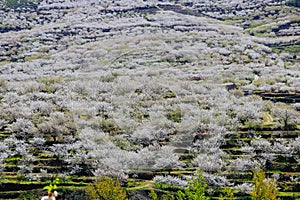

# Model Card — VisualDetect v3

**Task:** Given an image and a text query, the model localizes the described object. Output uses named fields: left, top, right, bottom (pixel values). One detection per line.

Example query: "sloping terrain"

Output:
left=0, top=0, right=299, bottom=199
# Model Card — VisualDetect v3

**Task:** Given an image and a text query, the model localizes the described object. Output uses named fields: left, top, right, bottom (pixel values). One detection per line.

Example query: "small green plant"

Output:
left=245, top=57, right=252, bottom=63
left=44, top=177, right=60, bottom=192
left=243, top=120, right=263, bottom=130
left=38, top=76, right=62, bottom=93
left=181, top=171, right=210, bottom=200
left=150, top=171, right=210, bottom=200
left=176, top=190, right=186, bottom=200
left=85, top=176, right=127, bottom=200
left=251, top=169, right=279, bottom=200
left=98, top=118, right=121, bottom=134
left=18, top=191, right=39, bottom=199
left=166, top=109, right=182, bottom=123
left=149, top=189, right=158, bottom=200
left=164, top=91, right=176, bottom=98
left=161, top=191, right=175, bottom=200
left=218, top=187, right=234, bottom=200
left=149, top=190, right=176, bottom=200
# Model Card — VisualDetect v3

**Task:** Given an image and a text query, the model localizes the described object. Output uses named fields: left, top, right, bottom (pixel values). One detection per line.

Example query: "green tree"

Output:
left=218, top=187, right=234, bottom=200
left=149, top=189, right=158, bottom=200
left=43, top=177, right=60, bottom=192
left=161, top=191, right=175, bottom=200
left=176, top=190, right=186, bottom=200
left=149, top=171, right=210, bottom=200
left=251, top=169, right=279, bottom=200
left=85, top=176, right=127, bottom=200
left=184, top=171, right=210, bottom=200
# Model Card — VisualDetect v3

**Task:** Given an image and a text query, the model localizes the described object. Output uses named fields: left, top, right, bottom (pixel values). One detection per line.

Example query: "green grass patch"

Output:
left=278, top=192, right=300, bottom=197
left=126, top=180, right=153, bottom=191
left=153, top=182, right=182, bottom=190
left=25, top=54, right=51, bottom=62
left=166, top=108, right=182, bottom=123
left=5, top=157, right=21, bottom=162
left=179, top=153, right=195, bottom=162
left=271, top=43, right=300, bottom=56
left=245, top=22, right=265, bottom=30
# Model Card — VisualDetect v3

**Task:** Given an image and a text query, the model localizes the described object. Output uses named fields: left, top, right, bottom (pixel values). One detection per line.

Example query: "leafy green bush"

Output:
left=98, top=119, right=121, bottom=134
left=150, top=171, right=210, bottom=200
left=243, top=120, right=262, bottom=130
left=85, top=176, right=127, bottom=200
left=161, top=192, right=175, bottom=200
left=218, top=187, right=234, bottom=200
left=251, top=169, right=279, bottom=200
left=149, top=189, right=159, bottom=200
left=183, top=171, right=210, bottom=200
left=149, top=190, right=176, bottom=200
left=153, top=175, right=187, bottom=190
left=166, top=109, right=182, bottom=123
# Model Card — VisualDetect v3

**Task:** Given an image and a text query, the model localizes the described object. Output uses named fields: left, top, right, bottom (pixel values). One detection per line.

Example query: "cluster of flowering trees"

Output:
left=0, top=69, right=298, bottom=194
left=0, top=0, right=299, bottom=198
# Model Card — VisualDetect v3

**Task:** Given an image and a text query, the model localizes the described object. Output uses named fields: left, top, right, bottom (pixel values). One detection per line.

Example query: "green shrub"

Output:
left=150, top=171, right=210, bottom=200
left=184, top=171, right=210, bottom=200
left=243, top=120, right=262, bottom=130
left=85, top=176, right=127, bottom=200
left=166, top=109, right=182, bottom=123
left=218, top=187, right=234, bottom=200
left=161, top=192, right=175, bottom=200
left=149, top=189, right=158, bottom=200
left=164, top=91, right=176, bottom=98
left=251, top=169, right=279, bottom=200
left=38, top=76, right=62, bottom=93
left=98, top=119, right=121, bottom=134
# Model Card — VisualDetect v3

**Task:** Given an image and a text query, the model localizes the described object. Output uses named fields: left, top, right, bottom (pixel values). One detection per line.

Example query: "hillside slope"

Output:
left=0, top=0, right=299, bottom=199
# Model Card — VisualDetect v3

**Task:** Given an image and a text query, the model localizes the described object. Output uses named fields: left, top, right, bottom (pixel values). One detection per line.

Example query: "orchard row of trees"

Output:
left=0, top=0, right=299, bottom=198
left=86, top=169, right=279, bottom=200
left=0, top=73, right=299, bottom=195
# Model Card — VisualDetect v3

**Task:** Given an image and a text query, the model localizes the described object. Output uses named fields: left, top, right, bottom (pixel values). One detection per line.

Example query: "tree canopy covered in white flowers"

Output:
left=0, top=0, right=299, bottom=199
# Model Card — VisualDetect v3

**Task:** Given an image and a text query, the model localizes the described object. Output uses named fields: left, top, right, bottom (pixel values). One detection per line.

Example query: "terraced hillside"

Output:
left=0, top=0, right=299, bottom=199
left=222, top=130, right=300, bottom=199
